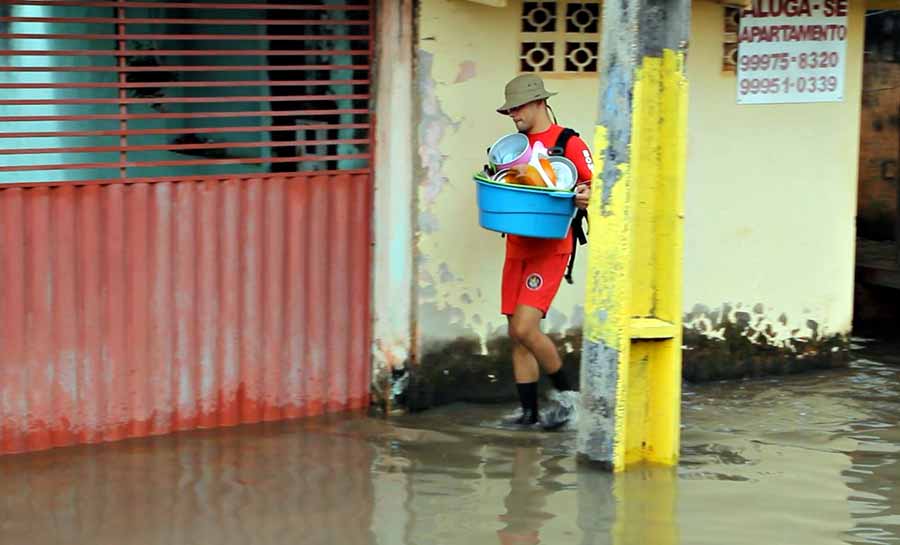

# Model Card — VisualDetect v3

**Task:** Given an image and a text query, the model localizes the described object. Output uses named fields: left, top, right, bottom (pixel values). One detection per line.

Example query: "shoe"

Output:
left=500, top=408, right=540, bottom=429
left=541, top=390, right=578, bottom=431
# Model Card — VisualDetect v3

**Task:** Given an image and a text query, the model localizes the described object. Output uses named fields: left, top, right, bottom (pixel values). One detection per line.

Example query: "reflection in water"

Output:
left=1, top=354, right=899, bottom=545
left=496, top=448, right=554, bottom=545
left=612, top=466, right=679, bottom=545
left=575, top=464, right=678, bottom=545
left=0, top=418, right=378, bottom=545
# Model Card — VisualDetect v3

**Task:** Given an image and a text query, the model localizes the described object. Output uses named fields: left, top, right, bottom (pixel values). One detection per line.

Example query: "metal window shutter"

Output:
left=0, top=0, right=374, bottom=185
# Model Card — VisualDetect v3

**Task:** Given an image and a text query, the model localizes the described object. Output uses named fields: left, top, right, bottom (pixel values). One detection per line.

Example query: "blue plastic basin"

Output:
left=474, top=176, right=575, bottom=239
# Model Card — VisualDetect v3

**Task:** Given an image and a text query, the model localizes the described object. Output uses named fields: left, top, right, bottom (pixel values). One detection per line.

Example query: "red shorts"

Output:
left=501, top=253, right=570, bottom=316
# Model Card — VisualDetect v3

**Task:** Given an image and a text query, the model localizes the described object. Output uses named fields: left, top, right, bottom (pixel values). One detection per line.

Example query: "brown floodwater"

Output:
left=2, top=339, right=898, bottom=545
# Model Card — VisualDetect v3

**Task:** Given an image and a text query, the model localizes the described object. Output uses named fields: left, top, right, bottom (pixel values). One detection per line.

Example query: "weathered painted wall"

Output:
left=408, top=0, right=597, bottom=407
left=414, top=1, right=595, bottom=345
left=406, top=0, right=863, bottom=407
left=681, top=0, right=863, bottom=379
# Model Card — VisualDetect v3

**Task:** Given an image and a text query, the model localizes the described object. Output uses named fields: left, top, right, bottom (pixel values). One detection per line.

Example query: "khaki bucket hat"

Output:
left=497, top=74, right=558, bottom=114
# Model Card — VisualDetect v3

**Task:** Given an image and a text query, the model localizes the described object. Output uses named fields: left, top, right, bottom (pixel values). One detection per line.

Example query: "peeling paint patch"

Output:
left=420, top=283, right=438, bottom=299
left=598, top=65, right=633, bottom=210
left=418, top=210, right=440, bottom=234
left=402, top=302, right=850, bottom=412
left=684, top=303, right=828, bottom=351
left=454, top=60, right=477, bottom=83
left=438, top=262, right=457, bottom=283
left=577, top=339, right=620, bottom=464
left=682, top=303, right=849, bottom=381
left=403, top=331, right=583, bottom=411
left=416, top=253, right=583, bottom=363
left=547, top=308, right=569, bottom=332
left=417, top=50, right=460, bottom=209
left=418, top=300, right=480, bottom=344
left=371, top=338, right=413, bottom=412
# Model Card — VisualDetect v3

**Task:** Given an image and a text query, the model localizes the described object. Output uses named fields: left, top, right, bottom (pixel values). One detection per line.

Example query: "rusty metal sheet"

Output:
left=0, top=174, right=372, bottom=455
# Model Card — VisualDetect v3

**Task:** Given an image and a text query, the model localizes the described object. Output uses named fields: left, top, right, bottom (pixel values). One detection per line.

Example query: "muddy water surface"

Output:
left=1, top=343, right=898, bottom=545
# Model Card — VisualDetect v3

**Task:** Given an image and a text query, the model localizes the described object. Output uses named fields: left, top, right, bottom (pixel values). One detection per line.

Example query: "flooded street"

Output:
left=2, top=341, right=899, bottom=545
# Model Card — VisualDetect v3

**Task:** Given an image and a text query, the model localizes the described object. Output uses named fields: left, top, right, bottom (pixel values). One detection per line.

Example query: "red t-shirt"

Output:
left=506, top=124, right=594, bottom=259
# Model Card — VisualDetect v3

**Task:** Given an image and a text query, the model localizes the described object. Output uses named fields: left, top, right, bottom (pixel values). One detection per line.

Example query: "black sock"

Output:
left=547, top=369, right=572, bottom=392
left=516, top=382, right=539, bottom=414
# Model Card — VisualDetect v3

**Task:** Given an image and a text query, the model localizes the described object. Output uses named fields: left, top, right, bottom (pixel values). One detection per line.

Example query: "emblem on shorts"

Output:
left=525, top=273, right=543, bottom=291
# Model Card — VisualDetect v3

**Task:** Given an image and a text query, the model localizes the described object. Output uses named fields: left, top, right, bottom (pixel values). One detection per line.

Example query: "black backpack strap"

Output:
left=547, top=127, right=588, bottom=285
left=564, top=207, right=589, bottom=284
left=549, top=128, right=579, bottom=157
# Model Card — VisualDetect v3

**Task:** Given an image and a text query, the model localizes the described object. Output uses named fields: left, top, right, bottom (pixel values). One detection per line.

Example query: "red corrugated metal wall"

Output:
left=0, top=175, right=372, bottom=455
left=0, top=1, right=374, bottom=455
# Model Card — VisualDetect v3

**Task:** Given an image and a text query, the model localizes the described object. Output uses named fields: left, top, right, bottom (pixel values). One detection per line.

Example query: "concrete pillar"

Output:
left=578, top=0, right=691, bottom=471
left=372, top=0, right=416, bottom=410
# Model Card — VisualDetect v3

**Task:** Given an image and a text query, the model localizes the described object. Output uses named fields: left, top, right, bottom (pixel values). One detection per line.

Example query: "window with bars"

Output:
left=519, top=1, right=601, bottom=75
left=865, top=10, right=900, bottom=63
left=0, top=0, right=373, bottom=185
left=722, top=5, right=740, bottom=73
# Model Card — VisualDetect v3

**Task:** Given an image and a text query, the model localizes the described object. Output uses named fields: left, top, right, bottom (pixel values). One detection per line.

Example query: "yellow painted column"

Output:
left=577, top=0, right=690, bottom=472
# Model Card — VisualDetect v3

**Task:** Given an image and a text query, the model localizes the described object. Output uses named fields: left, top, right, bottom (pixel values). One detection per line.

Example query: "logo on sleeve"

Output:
left=525, top=273, right=544, bottom=291
left=582, top=150, right=594, bottom=172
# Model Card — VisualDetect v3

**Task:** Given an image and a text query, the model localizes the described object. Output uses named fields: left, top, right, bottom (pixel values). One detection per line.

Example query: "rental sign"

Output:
left=737, top=0, right=849, bottom=104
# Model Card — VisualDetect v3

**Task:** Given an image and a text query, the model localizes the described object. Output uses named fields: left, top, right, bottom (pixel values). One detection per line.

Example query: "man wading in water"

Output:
left=496, top=74, right=592, bottom=430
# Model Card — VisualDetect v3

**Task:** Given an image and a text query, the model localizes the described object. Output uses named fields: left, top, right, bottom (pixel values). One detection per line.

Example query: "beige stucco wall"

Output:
left=683, top=1, right=863, bottom=346
left=413, top=0, right=863, bottom=367
left=416, top=0, right=597, bottom=351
